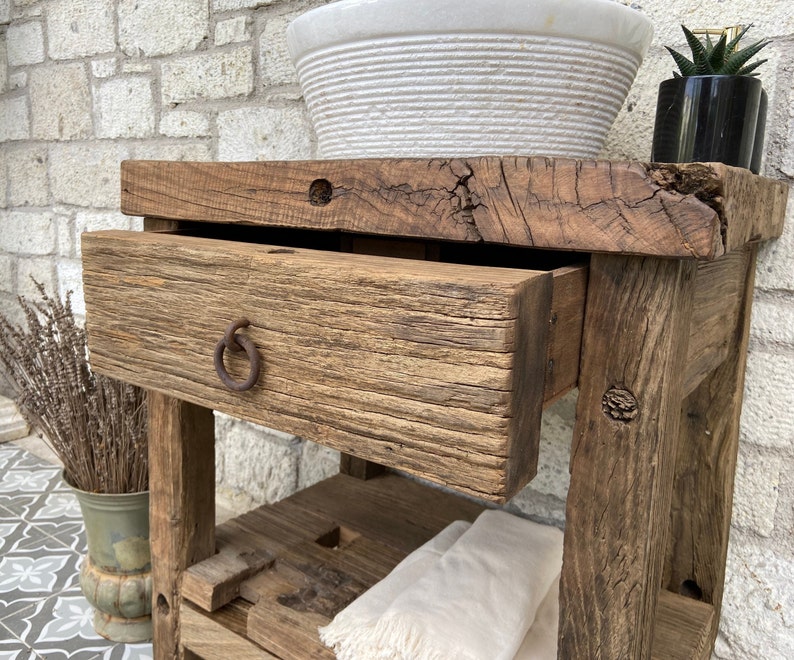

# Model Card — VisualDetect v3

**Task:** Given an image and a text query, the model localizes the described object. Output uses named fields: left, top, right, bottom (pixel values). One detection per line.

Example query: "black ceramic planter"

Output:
left=750, top=89, right=768, bottom=174
left=651, top=75, right=764, bottom=173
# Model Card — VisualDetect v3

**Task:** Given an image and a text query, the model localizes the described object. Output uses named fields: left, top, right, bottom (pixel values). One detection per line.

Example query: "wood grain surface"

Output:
left=83, top=230, right=553, bottom=502
left=148, top=393, right=215, bottom=660
left=559, top=254, right=697, bottom=659
left=180, top=472, right=483, bottom=658
left=181, top=545, right=273, bottom=613
left=651, top=590, right=715, bottom=660
left=683, top=250, right=750, bottom=395
left=179, top=473, right=713, bottom=660
left=181, top=602, right=276, bottom=659
left=121, top=158, right=788, bottom=259
left=664, top=244, right=758, bottom=652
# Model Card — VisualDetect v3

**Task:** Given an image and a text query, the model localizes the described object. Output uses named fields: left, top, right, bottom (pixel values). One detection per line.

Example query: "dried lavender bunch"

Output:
left=0, top=282, right=147, bottom=494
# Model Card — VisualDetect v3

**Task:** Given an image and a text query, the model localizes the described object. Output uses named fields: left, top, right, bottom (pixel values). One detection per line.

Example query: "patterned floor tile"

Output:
left=0, top=520, right=27, bottom=555
left=0, top=522, right=61, bottom=556
left=0, top=494, right=40, bottom=520
left=27, top=491, right=82, bottom=525
left=0, top=465, right=66, bottom=522
left=1, top=590, right=114, bottom=659
left=0, top=545, right=81, bottom=619
left=0, top=630, right=38, bottom=660
left=12, top=451, right=59, bottom=471
left=99, top=643, right=153, bottom=660
left=0, top=618, right=40, bottom=660
left=0, top=493, right=81, bottom=530
left=0, top=447, right=25, bottom=473
left=26, top=521, right=86, bottom=554
left=0, top=650, right=38, bottom=660
left=0, top=467, right=63, bottom=496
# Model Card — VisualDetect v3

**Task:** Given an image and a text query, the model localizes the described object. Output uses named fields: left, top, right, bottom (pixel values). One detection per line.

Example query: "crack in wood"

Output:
left=644, top=163, right=726, bottom=247
left=445, top=160, right=484, bottom=242
left=500, top=158, right=532, bottom=245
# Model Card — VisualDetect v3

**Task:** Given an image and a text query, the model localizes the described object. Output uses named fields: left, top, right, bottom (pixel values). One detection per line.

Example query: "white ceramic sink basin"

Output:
left=288, top=0, right=654, bottom=159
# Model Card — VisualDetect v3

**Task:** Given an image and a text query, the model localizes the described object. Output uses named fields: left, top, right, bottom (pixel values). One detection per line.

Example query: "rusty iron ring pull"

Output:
left=213, top=319, right=261, bottom=392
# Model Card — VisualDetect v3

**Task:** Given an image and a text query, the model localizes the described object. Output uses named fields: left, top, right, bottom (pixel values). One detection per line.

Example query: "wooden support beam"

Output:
left=559, top=254, right=697, bottom=659
left=682, top=249, right=752, bottom=396
left=148, top=392, right=215, bottom=660
left=664, top=245, right=758, bottom=645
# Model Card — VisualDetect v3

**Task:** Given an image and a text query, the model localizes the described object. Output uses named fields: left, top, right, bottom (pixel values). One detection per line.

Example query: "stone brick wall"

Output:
left=1, top=1, right=792, bottom=657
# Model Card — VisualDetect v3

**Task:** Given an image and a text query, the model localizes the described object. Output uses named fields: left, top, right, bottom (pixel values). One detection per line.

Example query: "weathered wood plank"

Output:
left=651, top=591, right=715, bottom=660
left=338, top=455, right=386, bottom=480
left=181, top=602, right=277, bottom=659
left=559, top=254, right=697, bottom=659
left=83, top=230, right=553, bottom=502
left=544, top=264, right=587, bottom=404
left=247, top=581, right=335, bottom=659
left=178, top=473, right=483, bottom=657
left=542, top=251, right=756, bottom=404
left=148, top=392, right=215, bottom=660
left=700, top=163, right=788, bottom=252
left=336, top=235, right=430, bottom=480
left=508, top=270, right=552, bottom=494
left=121, top=158, right=787, bottom=259
left=682, top=249, right=749, bottom=396
left=238, top=539, right=393, bottom=611
left=246, top=539, right=398, bottom=660
left=664, top=245, right=757, bottom=648
left=181, top=546, right=273, bottom=612
left=285, top=473, right=483, bottom=555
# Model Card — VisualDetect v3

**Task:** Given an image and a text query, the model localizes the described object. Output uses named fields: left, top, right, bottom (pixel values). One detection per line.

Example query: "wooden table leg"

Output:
left=663, top=245, right=758, bottom=643
left=149, top=391, right=215, bottom=660
left=558, top=254, right=697, bottom=659
left=339, top=454, right=386, bottom=480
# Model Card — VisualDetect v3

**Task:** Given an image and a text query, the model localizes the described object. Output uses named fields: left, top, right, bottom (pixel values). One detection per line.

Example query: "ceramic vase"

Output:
left=68, top=477, right=153, bottom=643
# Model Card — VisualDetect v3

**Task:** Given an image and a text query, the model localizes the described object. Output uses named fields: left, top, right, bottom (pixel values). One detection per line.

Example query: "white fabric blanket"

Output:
left=320, top=509, right=563, bottom=660
left=513, top=576, right=560, bottom=660
left=319, top=520, right=472, bottom=659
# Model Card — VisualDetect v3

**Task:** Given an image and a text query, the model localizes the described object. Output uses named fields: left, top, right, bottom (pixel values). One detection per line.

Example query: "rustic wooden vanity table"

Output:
left=81, top=158, right=787, bottom=659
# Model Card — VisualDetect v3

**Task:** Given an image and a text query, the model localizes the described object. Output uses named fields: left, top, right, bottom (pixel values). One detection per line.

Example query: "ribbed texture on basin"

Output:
left=294, top=35, right=643, bottom=159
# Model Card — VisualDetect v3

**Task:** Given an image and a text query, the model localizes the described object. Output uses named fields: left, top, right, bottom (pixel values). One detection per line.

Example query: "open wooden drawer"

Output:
left=82, top=230, right=587, bottom=502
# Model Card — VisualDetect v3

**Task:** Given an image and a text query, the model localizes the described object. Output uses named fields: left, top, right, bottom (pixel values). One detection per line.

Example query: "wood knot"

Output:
left=602, top=388, right=638, bottom=422
left=309, top=178, right=333, bottom=206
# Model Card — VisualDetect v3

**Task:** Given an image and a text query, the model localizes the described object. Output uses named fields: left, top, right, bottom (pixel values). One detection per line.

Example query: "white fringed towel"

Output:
left=514, top=576, right=560, bottom=660
left=319, top=520, right=472, bottom=660
left=321, top=509, right=563, bottom=660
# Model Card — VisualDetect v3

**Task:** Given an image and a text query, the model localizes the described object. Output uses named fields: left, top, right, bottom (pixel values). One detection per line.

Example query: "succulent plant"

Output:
left=666, top=24, right=770, bottom=78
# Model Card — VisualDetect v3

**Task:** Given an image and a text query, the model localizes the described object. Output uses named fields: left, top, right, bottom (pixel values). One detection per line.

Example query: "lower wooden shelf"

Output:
left=179, top=472, right=715, bottom=660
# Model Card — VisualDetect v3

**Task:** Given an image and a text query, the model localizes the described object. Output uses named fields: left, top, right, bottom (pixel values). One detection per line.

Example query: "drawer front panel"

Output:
left=82, top=231, right=552, bottom=502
